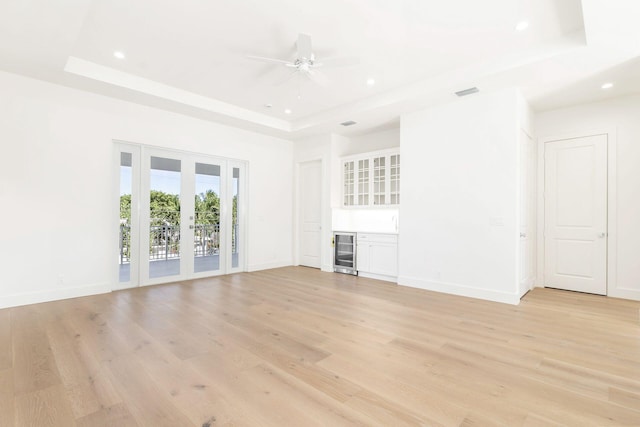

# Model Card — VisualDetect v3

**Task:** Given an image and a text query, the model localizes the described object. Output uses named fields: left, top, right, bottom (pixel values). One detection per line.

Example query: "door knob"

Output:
left=598, top=232, right=606, bottom=238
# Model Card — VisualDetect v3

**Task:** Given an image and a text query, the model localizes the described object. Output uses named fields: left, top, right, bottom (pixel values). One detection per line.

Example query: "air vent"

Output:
left=455, top=87, right=479, bottom=97
left=340, top=120, right=357, bottom=127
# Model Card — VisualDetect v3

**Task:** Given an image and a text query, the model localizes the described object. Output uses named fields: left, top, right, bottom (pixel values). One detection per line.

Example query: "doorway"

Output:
left=298, top=160, right=322, bottom=268
left=116, top=143, right=246, bottom=289
left=543, top=134, right=608, bottom=295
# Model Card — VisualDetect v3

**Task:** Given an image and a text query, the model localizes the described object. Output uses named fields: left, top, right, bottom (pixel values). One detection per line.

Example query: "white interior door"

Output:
left=519, top=129, right=536, bottom=297
left=544, top=134, right=607, bottom=295
left=299, top=160, right=322, bottom=268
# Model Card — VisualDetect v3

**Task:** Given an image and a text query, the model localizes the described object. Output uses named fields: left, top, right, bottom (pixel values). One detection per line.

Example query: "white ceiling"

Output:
left=1, top=0, right=639, bottom=139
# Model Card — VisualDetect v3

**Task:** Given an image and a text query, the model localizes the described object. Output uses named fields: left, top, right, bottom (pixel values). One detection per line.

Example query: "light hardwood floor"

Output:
left=1, top=267, right=640, bottom=426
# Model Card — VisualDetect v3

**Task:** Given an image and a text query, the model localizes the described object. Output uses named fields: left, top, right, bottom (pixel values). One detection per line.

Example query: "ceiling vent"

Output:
left=455, top=87, right=479, bottom=97
left=340, top=120, right=357, bottom=126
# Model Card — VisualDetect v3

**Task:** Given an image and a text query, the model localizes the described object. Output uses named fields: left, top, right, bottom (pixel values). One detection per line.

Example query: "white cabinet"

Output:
left=342, top=149, right=400, bottom=207
left=357, top=233, right=398, bottom=282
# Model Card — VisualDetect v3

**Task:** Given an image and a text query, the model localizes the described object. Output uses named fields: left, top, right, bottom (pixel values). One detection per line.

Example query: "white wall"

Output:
left=332, top=208, right=399, bottom=233
left=399, top=89, right=521, bottom=304
left=338, top=127, right=400, bottom=157
left=536, top=95, right=640, bottom=301
left=0, top=70, right=293, bottom=308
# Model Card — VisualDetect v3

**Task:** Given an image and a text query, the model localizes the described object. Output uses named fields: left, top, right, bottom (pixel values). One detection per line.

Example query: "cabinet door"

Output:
left=357, top=159, right=370, bottom=205
left=341, top=150, right=399, bottom=207
left=343, top=160, right=355, bottom=206
left=390, top=154, right=400, bottom=205
left=372, top=156, right=386, bottom=205
left=356, top=243, right=370, bottom=272
left=369, top=243, right=398, bottom=276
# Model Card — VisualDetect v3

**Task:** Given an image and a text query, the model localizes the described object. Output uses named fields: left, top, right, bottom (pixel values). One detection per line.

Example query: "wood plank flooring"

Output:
left=2, top=266, right=640, bottom=426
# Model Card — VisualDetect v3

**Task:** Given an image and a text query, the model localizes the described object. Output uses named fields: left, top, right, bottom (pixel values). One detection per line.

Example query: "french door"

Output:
left=116, top=143, right=245, bottom=289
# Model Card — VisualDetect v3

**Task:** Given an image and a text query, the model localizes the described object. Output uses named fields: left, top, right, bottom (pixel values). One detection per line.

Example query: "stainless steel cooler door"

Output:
left=334, top=234, right=355, bottom=268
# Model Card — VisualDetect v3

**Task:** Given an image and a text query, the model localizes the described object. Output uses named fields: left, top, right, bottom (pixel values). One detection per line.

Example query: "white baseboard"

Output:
left=358, top=271, right=397, bottom=283
left=397, top=275, right=520, bottom=305
left=321, top=264, right=333, bottom=273
left=607, top=287, right=640, bottom=301
left=0, top=282, right=111, bottom=309
left=247, top=260, right=293, bottom=272
left=535, top=282, right=640, bottom=302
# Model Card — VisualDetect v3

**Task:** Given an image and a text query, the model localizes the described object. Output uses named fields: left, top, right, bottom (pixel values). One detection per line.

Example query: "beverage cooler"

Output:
left=333, top=232, right=357, bottom=275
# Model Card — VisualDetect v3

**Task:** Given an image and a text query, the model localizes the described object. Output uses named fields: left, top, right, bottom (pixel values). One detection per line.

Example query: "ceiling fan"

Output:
left=247, top=33, right=358, bottom=87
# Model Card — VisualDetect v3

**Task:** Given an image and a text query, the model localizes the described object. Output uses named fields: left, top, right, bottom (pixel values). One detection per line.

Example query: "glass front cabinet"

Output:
left=342, top=149, right=400, bottom=207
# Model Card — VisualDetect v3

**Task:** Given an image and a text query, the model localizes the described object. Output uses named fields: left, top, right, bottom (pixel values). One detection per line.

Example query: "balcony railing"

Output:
left=149, top=224, right=181, bottom=261
left=193, top=223, right=220, bottom=257
left=119, top=223, right=238, bottom=264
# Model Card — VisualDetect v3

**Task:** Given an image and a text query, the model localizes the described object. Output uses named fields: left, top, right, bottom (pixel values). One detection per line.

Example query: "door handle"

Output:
left=598, top=232, right=606, bottom=238
left=519, top=232, right=527, bottom=238
left=189, top=225, right=194, bottom=229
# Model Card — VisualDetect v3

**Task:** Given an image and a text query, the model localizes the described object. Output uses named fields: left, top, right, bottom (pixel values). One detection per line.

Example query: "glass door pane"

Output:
left=358, top=159, right=369, bottom=205
left=149, top=156, right=181, bottom=279
left=343, top=161, right=355, bottom=206
left=119, top=152, right=132, bottom=283
left=194, top=162, right=221, bottom=273
left=373, top=156, right=386, bottom=205
left=232, top=167, right=240, bottom=269
left=334, top=234, right=355, bottom=268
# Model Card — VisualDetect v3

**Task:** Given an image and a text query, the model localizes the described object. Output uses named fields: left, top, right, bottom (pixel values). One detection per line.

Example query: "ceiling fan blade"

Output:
left=314, top=56, right=360, bottom=68
left=246, top=55, right=293, bottom=66
left=307, top=69, right=330, bottom=87
left=297, top=33, right=313, bottom=60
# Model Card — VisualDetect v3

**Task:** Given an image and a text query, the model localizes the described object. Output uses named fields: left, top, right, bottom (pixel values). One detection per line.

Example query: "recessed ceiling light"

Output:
left=366, top=78, right=376, bottom=87
left=284, top=109, right=292, bottom=115
left=515, top=21, right=529, bottom=31
left=113, top=51, right=126, bottom=59
left=601, top=82, right=614, bottom=89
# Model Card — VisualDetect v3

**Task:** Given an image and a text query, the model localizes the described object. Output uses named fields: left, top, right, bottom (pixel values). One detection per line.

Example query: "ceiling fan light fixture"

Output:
left=246, top=33, right=358, bottom=91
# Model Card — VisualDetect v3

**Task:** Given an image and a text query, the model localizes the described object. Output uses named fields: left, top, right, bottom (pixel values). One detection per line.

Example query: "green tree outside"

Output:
left=120, top=190, right=232, bottom=253
left=195, top=189, right=220, bottom=224
left=120, top=190, right=229, bottom=226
